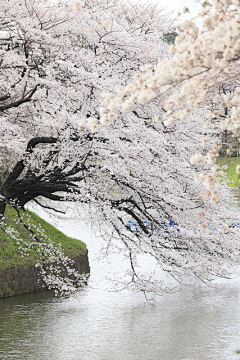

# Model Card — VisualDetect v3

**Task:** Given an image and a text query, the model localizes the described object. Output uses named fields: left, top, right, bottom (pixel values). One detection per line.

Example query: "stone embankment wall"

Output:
left=0, top=251, right=90, bottom=298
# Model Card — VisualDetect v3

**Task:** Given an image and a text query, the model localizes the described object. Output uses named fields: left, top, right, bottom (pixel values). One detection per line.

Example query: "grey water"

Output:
left=1, top=208, right=240, bottom=360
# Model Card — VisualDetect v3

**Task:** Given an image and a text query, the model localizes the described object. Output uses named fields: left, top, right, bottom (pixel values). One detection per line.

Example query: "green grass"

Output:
left=217, top=156, right=240, bottom=188
left=0, top=205, right=86, bottom=270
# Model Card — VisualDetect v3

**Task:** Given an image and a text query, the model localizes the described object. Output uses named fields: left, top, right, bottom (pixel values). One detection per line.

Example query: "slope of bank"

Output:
left=0, top=206, right=90, bottom=297
left=217, top=156, right=240, bottom=188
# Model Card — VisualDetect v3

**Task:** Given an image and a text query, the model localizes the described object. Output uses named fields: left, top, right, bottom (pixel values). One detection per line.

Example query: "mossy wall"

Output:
left=0, top=251, right=90, bottom=298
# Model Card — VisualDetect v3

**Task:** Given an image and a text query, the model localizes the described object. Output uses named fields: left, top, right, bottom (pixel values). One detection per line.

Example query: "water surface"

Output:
left=1, top=209, right=240, bottom=360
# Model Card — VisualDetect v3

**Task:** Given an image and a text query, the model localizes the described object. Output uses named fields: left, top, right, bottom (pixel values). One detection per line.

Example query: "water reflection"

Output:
left=0, top=209, right=240, bottom=360
left=1, top=281, right=240, bottom=360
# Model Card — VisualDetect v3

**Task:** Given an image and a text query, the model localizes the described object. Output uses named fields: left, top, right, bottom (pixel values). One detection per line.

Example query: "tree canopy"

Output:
left=103, top=0, right=240, bottom=202
left=0, top=0, right=240, bottom=294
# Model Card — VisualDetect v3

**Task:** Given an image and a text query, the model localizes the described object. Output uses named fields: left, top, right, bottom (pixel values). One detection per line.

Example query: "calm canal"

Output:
left=1, top=207, right=240, bottom=360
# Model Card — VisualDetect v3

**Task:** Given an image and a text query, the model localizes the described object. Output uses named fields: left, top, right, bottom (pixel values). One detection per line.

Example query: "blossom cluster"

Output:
left=101, top=0, right=240, bottom=200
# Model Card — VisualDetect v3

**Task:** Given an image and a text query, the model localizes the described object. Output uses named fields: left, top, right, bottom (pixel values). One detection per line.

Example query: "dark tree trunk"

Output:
left=0, top=136, right=59, bottom=217
left=0, top=200, right=6, bottom=218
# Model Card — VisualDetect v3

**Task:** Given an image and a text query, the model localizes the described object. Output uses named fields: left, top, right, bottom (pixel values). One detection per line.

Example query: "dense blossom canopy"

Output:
left=103, top=0, right=240, bottom=202
left=0, top=0, right=240, bottom=294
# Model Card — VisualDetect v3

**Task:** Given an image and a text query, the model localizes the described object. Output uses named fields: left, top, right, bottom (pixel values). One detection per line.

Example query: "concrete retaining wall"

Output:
left=0, top=251, right=90, bottom=298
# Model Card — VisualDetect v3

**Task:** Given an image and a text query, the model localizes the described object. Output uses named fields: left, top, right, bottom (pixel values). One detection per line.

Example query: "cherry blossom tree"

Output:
left=0, top=0, right=172, bottom=213
left=102, top=0, right=240, bottom=203
left=0, top=0, right=240, bottom=295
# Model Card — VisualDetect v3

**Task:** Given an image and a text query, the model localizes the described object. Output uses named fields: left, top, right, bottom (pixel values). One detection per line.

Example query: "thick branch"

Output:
left=0, top=86, right=38, bottom=111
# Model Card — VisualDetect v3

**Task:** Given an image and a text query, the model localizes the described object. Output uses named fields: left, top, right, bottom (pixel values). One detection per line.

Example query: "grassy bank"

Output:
left=217, top=156, right=240, bottom=188
left=0, top=205, right=86, bottom=270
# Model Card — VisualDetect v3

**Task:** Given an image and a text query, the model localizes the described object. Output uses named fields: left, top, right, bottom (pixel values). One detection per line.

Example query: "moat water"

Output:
left=1, top=207, right=240, bottom=360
